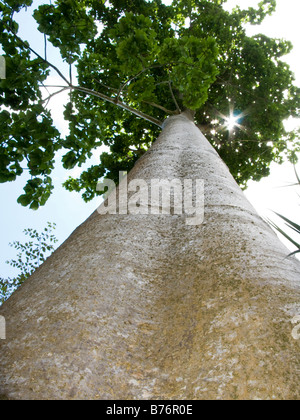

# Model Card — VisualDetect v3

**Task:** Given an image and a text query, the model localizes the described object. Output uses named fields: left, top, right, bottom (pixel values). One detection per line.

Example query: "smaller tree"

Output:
left=0, top=222, right=58, bottom=305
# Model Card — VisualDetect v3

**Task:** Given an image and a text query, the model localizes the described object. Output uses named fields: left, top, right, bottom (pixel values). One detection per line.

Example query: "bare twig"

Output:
left=142, top=100, right=178, bottom=115
left=4, top=21, right=70, bottom=85
left=39, top=84, right=163, bottom=127
left=116, top=68, right=149, bottom=103
left=69, top=63, right=72, bottom=86
left=44, top=34, right=47, bottom=61
left=39, top=85, right=69, bottom=88
left=93, top=79, right=119, bottom=93
left=168, top=80, right=181, bottom=114
left=71, top=84, right=163, bottom=127
left=40, top=87, right=69, bottom=107
left=155, top=81, right=170, bottom=87
left=115, top=64, right=165, bottom=103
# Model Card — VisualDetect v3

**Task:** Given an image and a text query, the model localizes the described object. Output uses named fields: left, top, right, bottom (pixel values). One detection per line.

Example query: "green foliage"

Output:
left=0, top=0, right=299, bottom=204
left=158, top=35, right=219, bottom=109
left=0, top=2, right=61, bottom=209
left=235, top=0, right=277, bottom=25
left=109, top=13, right=159, bottom=74
left=2, top=0, right=33, bottom=13
left=33, top=0, right=98, bottom=63
left=0, top=222, right=58, bottom=305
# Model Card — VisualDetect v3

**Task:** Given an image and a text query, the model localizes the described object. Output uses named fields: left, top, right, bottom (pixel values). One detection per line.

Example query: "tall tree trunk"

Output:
left=0, top=112, right=299, bottom=400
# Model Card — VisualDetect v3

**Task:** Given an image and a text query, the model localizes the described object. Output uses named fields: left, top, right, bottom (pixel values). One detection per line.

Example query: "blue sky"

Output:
left=0, top=0, right=299, bottom=279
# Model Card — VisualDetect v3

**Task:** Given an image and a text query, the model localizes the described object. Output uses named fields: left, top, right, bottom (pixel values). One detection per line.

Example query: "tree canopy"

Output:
left=0, top=0, right=299, bottom=209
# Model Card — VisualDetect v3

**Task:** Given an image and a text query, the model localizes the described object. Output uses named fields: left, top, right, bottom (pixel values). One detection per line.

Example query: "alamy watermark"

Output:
left=0, top=56, right=6, bottom=80
left=0, top=316, right=6, bottom=340
left=291, top=315, right=300, bottom=340
left=96, top=172, right=205, bottom=226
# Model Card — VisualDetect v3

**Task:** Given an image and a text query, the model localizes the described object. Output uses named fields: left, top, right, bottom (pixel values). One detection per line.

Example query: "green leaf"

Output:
left=62, top=151, right=77, bottom=169
left=268, top=218, right=300, bottom=251
left=29, top=200, right=39, bottom=211
left=17, top=194, right=32, bottom=207
left=274, top=213, right=300, bottom=234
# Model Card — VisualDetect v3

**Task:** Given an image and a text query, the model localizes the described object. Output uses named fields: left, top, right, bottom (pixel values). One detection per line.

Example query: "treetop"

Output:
left=0, top=0, right=299, bottom=207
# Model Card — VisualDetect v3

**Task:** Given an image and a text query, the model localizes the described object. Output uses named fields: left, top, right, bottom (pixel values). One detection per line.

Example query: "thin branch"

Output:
left=40, top=87, right=69, bottom=107
left=39, top=83, right=163, bottom=127
left=168, top=79, right=181, bottom=114
left=5, top=21, right=163, bottom=127
left=39, top=81, right=51, bottom=98
left=71, top=84, right=163, bottom=127
left=116, top=68, right=149, bottom=103
left=115, top=64, right=165, bottom=103
left=69, top=62, right=72, bottom=86
left=93, top=79, right=119, bottom=94
left=156, top=81, right=170, bottom=87
left=39, top=85, right=69, bottom=88
left=4, top=21, right=70, bottom=86
left=44, top=34, right=47, bottom=61
left=142, top=100, right=178, bottom=115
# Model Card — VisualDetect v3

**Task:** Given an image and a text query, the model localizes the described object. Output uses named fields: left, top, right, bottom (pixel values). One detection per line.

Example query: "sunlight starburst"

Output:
left=224, top=112, right=242, bottom=131
left=215, top=104, right=249, bottom=135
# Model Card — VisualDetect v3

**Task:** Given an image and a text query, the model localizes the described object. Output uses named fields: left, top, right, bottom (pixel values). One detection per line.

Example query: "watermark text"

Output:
left=97, top=172, right=204, bottom=226
left=0, top=56, right=6, bottom=79
left=291, top=315, right=300, bottom=340
left=0, top=315, right=6, bottom=340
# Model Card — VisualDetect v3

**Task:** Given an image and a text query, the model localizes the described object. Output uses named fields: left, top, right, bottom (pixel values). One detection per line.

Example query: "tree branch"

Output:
left=71, top=84, right=163, bottom=127
left=142, top=100, right=178, bottom=115
left=93, top=79, right=119, bottom=94
left=116, top=69, right=146, bottom=103
left=69, top=63, right=72, bottom=86
left=40, top=87, right=69, bottom=107
left=115, top=64, right=164, bottom=103
left=44, top=34, right=47, bottom=61
left=4, top=21, right=70, bottom=86
left=39, top=84, right=163, bottom=127
left=5, top=21, right=163, bottom=128
left=168, top=78, right=181, bottom=114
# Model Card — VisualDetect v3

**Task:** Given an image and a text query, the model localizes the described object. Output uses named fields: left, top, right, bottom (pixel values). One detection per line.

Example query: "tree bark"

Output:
left=0, top=112, right=299, bottom=400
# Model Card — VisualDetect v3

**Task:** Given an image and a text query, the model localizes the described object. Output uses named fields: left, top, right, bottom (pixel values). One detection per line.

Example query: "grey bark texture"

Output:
left=0, top=112, right=299, bottom=400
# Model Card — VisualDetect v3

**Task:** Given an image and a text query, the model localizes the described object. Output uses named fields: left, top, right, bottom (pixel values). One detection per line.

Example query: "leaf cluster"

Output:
left=0, top=2, right=62, bottom=209
left=0, top=222, right=58, bottom=304
left=33, top=0, right=98, bottom=63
